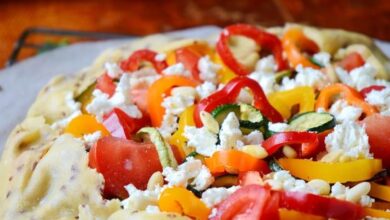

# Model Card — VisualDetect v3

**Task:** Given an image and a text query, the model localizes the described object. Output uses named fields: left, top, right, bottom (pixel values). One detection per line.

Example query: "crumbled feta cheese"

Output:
left=280, top=65, right=330, bottom=91
left=122, top=184, right=166, bottom=212
left=335, top=63, right=389, bottom=90
left=162, top=157, right=214, bottom=191
left=264, top=171, right=318, bottom=194
left=268, top=122, right=289, bottom=132
left=255, top=55, right=277, bottom=73
left=51, top=110, right=82, bottom=129
left=325, top=121, right=372, bottom=159
left=86, top=74, right=142, bottom=121
left=129, top=68, right=160, bottom=89
left=161, top=90, right=195, bottom=115
left=243, top=130, right=264, bottom=145
left=218, top=112, right=244, bottom=149
left=154, top=53, right=167, bottom=62
left=158, top=113, right=178, bottom=138
left=196, top=81, right=217, bottom=99
left=198, top=56, right=220, bottom=84
left=65, top=92, right=81, bottom=112
left=249, top=56, right=278, bottom=95
left=201, top=186, right=240, bottom=208
left=83, top=131, right=101, bottom=145
left=104, top=62, right=123, bottom=78
left=184, top=126, right=218, bottom=157
left=163, top=63, right=191, bottom=77
left=329, top=100, right=363, bottom=123
left=237, top=88, right=253, bottom=104
left=365, top=87, right=390, bottom=116
left=313, top=52, right=331, bottom=66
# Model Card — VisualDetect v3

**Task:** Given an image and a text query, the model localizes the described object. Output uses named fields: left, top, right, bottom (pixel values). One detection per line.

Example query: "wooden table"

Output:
left=0, top=0, right=389, bottom=68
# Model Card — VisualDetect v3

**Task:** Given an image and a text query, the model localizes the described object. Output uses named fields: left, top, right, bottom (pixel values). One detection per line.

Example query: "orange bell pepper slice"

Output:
left=204, top=150, right=270, bottom=176
left=64, top=114, right=109, bottom=137
left=278, top=208, right=326, bottom=220
left=158, top=187, right=210, bottom=220
left=372, top=201, right=390, bottom=210
left=370, top=182, right=390, bottom=202
left=363, top=207, right=390, bottom=219
left=315, top=83, right=378, bottom=116
left=282, top=27, right=320, bottom=69
left=147, top=76, right=199, bottom=127
left=278, top=158, right=382, bottom=183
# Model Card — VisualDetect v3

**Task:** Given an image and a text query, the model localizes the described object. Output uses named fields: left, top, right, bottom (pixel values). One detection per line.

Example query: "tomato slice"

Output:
left=238, top=171, right=263, bottom=186
left=175, top=47, right=201, bottom=81
left=96, top=73, right=116, bottom=97
left=339, top=52, right=365, bottom=72
left=89, top=136, right=162, bottom=199
left=103, top=108, right=149, bottom=139
left=211, top=185, right=279, bottom=220
left=362, top=114, right=390, bottom=168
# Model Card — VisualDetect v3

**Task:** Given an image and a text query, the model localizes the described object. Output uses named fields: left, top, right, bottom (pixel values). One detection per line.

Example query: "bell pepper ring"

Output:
left=64, top=114, right=110, bottom=138
left=363, top=208, right=390, bottom=219
left=216, top=24, right=288, bottom=75
left=158, top=187, right=210, bottom=220
left=360, top=85, right=386, bottom=98
left=204, top=149, right=270, bottom=176
left=369, top=182, right=390, bottom=202
left=120, top=49, right=168, bottom=74
left=147, top=76, right=199, bottom=127
left=262, top=131, right=319, bottom=158
left=194, top=76, right=283, bottom=127
left=278, top=158, right=382, bottom=183
left=282, top=27, right=320, bottom=69
left=315, top=83, right=378, bottom=116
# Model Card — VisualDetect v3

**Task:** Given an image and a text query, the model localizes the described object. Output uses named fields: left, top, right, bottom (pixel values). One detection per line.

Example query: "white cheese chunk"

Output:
left=104, top=62, right=123, bottom=78
left=218, top=112, right=244, bottom=149
left=365, top=87, right=390, bottom=116
left=163, top=63, right=191, bottom=77
left=184, top=126, right=218, bottom=157
left=268, top=122, right=289, bottom=132
left=201, top=186, right=240, bottom=208
left=280, top=65, right=330, bottom=91
left=196, top=81, right=217, bottom=99
left=198, top=56, right=220, bottom=84
left=154, top=53, right=167, bottom=62
left=313, top=52, right=331, bottom=66
left=329, top=99, right=363, bottom=123
left=83, top=131, right=102, bottom=145
left=122, top=184, right=166, bottom=212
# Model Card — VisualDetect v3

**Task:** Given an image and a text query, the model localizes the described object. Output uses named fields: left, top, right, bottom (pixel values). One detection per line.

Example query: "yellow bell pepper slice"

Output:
left=278, top=208, right=325, bottom=220
left=370, top=182, right=390, bottom=202
left=278, top=158, right=382, bottom=183
left=169, top=105, right=195, bottom=158
left=158, top=187, right=210, bottom=220
left=64, top=114, right=109, bottom=137
left=363, top=207, right=390, bottom=219
left=268, top=86, right=315, bottom=120
left=212, top=53, right=237, bottom=84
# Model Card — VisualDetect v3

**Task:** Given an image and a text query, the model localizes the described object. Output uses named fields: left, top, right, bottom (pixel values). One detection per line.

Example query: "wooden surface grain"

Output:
left=0, top=0, right=389, bottom=68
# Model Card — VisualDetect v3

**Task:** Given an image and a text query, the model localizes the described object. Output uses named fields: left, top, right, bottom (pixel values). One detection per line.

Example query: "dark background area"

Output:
left=0, top=0, right=389, bottom=68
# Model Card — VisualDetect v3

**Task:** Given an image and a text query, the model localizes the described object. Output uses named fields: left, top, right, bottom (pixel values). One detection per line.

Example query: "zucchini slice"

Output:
left=309, top=57, right=324, bottom=68
left=275, top=70, right=293, bottom=83
left=212, top=175, right=238, bottom=187
left=76, top=82, right=96, bottom=113
left=137, top=127, right=178, bottom=168
left=288, top=111, right=335, bottom=133
left=268, top=158, right=283, bottom=172
left=239, top=104, right=267, bottom=129
left=211, top=104, right=241, bottom=124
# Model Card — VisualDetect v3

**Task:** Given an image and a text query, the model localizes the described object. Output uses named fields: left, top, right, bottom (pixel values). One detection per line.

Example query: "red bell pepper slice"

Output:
left=216, top=24, right=288, bottom=75
left=120, top=49, right=168, bottom=74
left=339, top=52, right=365, bottom=72
left=262, top=131, right=319, bottom=158
left=103, top=108, right=149, bottom=139
left=96, top=73, right=116, bottom=97
left=175, top=47, right=201, bottom=81
left=194, top=76, right=283, bottom=127
left=360, top=85, right=386, bottom=98
left=279, top=190, right=364, bottom=220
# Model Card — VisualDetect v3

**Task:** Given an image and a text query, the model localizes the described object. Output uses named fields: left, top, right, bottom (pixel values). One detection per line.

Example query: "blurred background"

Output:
left=0, top=0, right=389, bottom=68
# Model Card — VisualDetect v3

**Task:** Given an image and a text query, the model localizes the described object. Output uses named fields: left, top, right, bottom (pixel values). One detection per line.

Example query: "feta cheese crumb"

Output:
left=154, top=53, right=167, bottom=62
left=280, top=65, right=330, bottom=91
left=51, top=110, right=81, bottom=129
left=184, top=126, right=218, bottom=157
left=198, top=56, right=220, bottom=84
left=201, top=186, right=240, bottom=208
left=162, top=157, right=214, bottom=191
left=104, top=62, right=123, bottom=78
left=122, top=184, right=166, bottom=212
left=325, top=121, right=372, bottom=160
left=158, top=114, right=178, bottom=138
left=255, top=55, right=277, bottom=73
left=65, top=92, right=81, bottom=112
left=161, top=90, right=195, bottom=115
left=218, top=112, right=244, bottom=149
left=313, top=52, right=331, bottom=66
left=196, top=81, right=217, bottom=99
left=268, top=122, right=289, bottom=132
left=129, top=68, right=160, bottom=89
left=329, top=100, right=363, bottom=123
left=243, top=130, right=264, bottom=145
left=264, top=171, right=318, bottom=194
left=83, top=131, right=102, bottom=145
left=163, top=63, right=191, bottom=77
left=365, top=87, right=390, bottom=116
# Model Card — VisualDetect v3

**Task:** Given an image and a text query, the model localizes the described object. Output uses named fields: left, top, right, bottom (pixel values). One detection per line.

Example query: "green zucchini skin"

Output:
left=288, top=111, right=335, bottom=133
left=268, top=157, right=284, bottom=172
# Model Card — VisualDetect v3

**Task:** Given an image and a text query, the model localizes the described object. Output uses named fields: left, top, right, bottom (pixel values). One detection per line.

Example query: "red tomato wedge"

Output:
left=103, top=108, right=149, bottom=139
left=362, top=114, right=390, bottom=168
left=131, top=87, right=149, bottom=114
left=339, top=52, right=365, bottom=72
left=96, top=73, right=116, bottom=97
left=211, top=185, right=279, bottom=220
left=175, top=47, right=201, bottom=81
left=239, top=171, right=263, bottom=186
left=89, top=136, right=162, bottom=199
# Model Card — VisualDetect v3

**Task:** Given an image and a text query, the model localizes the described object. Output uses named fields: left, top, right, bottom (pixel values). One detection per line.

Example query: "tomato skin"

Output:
left=339, top=52, right=365, bottom=72
left=89, top=136, right=162, bottom=199
left=175, top=48, right=201, bottom=81
left=238, top=171, right=262, bottom=186
left=211, top=185, right=279, bottom=220
left=131, top=87, right=149, bottom=113
left=96, top=73, right=116, bottom=97
left=362, top=114, right=390, bottom=168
